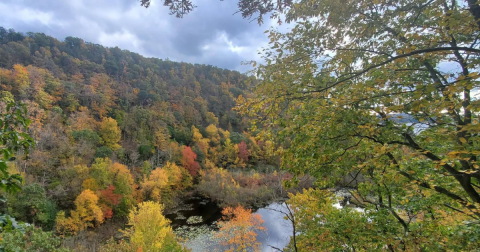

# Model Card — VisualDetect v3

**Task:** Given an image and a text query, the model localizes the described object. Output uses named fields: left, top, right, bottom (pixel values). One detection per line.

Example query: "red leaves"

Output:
left=99, top=185, right=122, bottom=219
left=182, top=146, right=200, bottom=176
left=102, top=205, right=113, bottom=219
left=237, top=141, right=249, bottom=163
left=99, top=185, right=122, bottom=206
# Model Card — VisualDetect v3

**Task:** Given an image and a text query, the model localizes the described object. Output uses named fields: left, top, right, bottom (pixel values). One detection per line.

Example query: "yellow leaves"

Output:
left=55, top=211, right=80, bottom=237
left=459, top=137, right=467, bottom=144
left=191, top=125, right=203, bottom=143
left=155, top=128, right=170, bottom=151
left=99, top=117, right=121, bottom=150
left=57, top=189, right=104, bottom=236
left=123, top=201, right=172, bottom=252
left=141, top=162, right=188, bottom=202
left=82, top=178, right=98, bottom=191
left=142, top=168, right=168, bottom=202
left=73, top=189, right=104, bottom=228
left=12, top=64, right=30, bottom=97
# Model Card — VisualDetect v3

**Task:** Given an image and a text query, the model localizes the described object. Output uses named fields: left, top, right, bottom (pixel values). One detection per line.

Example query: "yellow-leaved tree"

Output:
left=99, top=117, right=121, bottom=150
left=123, top=201, right=174, bottom=252
left=141, top=167, right=169, bottom=202
left=71, top=189, right=104, bottom=230
left=56, top=189, right=104, bottom=236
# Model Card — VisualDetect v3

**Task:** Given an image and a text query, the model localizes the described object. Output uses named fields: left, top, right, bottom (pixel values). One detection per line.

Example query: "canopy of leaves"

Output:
left=122, top=201, right=181, bottom=252
left=240, top=0, right=480, bottom=250
left=216, top=205, right=266, bottom=252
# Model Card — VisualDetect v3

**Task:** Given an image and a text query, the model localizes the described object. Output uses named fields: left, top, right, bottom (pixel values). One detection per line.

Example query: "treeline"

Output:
left=0, top=27, right=288, bottom=250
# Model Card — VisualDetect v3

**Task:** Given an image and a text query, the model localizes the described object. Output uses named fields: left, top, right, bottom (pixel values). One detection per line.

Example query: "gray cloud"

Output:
left=0, top=0, right=272, bottom=72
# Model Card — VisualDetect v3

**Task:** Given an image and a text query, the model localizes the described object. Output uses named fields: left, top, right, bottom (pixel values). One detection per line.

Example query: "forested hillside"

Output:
left=4, top=0, right=480, bottom=250
left=0, top=27, right=292, bottom=251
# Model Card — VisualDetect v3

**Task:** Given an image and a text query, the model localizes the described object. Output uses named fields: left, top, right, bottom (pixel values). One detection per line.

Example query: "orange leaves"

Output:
left=182, top=146, right=200, bottom=176
left=102, top=205, right=114, bottom=219
left=56, top=189, right=104, bottom=236
left=55, top=211, right=80, bottom=237
left=141, top=162, right=188, bottom=203
left=216, top=206, right=266, bottom=252
left=82, top=178, right=98, bottom=191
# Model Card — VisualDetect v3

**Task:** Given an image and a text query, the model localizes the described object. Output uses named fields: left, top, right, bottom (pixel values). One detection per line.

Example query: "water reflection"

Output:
left=255, top=203, right=293, bottom=252
left=170, top=200, right=293, bottom=252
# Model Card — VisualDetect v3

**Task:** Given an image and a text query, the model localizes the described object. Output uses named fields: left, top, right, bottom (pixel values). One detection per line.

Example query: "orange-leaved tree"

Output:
left=216, top=206, right=266, bottom=252
left=181, top=146, right=200, bottom=177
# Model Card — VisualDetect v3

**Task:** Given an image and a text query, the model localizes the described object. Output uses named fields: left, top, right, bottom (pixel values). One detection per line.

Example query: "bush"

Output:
left=2, top=225, right=70, bottom=252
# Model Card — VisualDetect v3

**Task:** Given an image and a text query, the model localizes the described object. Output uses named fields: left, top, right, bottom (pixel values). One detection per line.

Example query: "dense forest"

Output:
left=0, top=26, right=304, bottom=251
left=3, top=0, right=480, bottom=251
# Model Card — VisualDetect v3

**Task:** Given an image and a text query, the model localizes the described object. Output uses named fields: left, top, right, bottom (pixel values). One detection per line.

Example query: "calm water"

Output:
left=166, top=197, right=293, bottom=252
left=256, top=203, right=294, bottom=252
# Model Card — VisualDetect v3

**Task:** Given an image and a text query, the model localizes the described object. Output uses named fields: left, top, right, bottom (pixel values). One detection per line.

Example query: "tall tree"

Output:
left=71, top=189, right=104, bottom=230
left=240, top=0, right=480, bottom=249
left=122, top=201, right=177, bottom=251
left=181, top=146, right=200, bottom=176
left=99, top=117, right=121, bottom=150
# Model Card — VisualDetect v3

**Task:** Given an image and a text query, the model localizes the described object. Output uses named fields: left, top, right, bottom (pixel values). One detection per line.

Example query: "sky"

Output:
left=0, top=0, right=277, bottom=72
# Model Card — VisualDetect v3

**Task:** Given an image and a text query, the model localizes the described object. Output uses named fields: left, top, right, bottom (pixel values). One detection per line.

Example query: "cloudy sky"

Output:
left=0, top=0, right=278, bottom=72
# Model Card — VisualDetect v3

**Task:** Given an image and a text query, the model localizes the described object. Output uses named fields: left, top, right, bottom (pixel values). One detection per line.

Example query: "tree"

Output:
left=71, top=189, right=104, bottom=230
left=9, top=183, right=57, bottom=229
left=89, top=158, right=112, bottom=189
left=240, top=0, right=480, bottom=249
left=11, top=64, right=29, bottom=98
left=139, top=0, right=195, bottom=18
left=2, top=225, right=70, bottom=252
left=216, top=205, right=266, bottom=252
left=99, top=117, right=121, bottom=150
left=155, top=127, right=170, bottom=151
left=237, top=141, right=249, bottom=164
left=108, top=162, right=135, bottom=198
left=0, top=102, right=34, bottom=233
left=122, top=201, right=178, bottom=252
left=141, top=167, right=169, bottom=202
left=138, top=0, right=291, bottom=23
left=99, top=185, right=122, bottom=219
left=181, top=146, right=200, bottom=176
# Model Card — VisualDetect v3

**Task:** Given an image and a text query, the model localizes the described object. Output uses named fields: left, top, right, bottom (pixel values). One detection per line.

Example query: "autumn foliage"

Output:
left=99, top=185, right=122, bottom=219
left=55, top=189, right=104, bottom=236
left=181, top=146, right=200, bottom=176
left=216, top=206, right=266, bottom=252
left=123, top=201, right=173, bottom=251
left=237, top=141, right=249, bottom=164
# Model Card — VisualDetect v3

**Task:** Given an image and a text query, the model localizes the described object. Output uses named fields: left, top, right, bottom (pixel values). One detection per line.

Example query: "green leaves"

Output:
left=0, top=102, right=35, bottom=237
left=241, top=0, right=480, bottom=250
